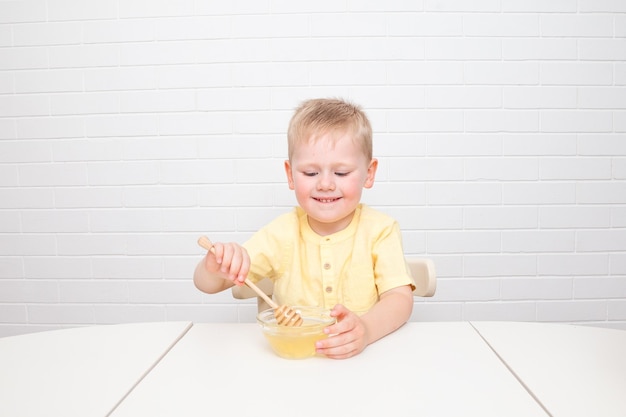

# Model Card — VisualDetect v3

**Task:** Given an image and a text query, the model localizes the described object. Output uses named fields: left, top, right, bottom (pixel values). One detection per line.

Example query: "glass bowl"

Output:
left=256, top=306, right=335, bottom=359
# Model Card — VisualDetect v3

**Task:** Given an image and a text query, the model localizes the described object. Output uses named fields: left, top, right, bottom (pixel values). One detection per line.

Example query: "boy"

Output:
left=193, top=98, right=415, bottom=359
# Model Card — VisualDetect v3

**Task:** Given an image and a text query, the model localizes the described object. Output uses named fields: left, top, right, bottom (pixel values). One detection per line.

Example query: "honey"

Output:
left=263, top=329, right=328, bottom=359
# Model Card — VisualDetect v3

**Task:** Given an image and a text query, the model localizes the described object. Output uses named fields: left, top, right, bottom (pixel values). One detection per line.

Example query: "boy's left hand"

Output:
left=315, top=304, right=368, bottom=359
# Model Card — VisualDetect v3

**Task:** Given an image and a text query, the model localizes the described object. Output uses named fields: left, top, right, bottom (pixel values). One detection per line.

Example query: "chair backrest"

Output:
left=232, top=257, right=437, bottom=312
left=406, top=257, right=437, bottom=297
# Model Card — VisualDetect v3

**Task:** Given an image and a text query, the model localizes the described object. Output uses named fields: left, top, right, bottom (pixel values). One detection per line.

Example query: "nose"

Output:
left=316, top=172, right=335, bottom=191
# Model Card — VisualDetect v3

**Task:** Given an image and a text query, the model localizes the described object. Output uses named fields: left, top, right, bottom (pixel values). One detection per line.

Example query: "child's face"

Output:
left=284, top=130, right=377, bottom=236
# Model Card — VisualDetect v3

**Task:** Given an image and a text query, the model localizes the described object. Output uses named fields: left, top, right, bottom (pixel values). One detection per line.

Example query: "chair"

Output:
left=232, top=257, right=437, bottom=312
left=406, top=257, right=437, bottom=298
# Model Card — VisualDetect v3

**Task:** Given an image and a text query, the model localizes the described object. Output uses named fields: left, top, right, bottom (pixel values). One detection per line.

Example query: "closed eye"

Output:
left=301, top=171, right=350, bottom=177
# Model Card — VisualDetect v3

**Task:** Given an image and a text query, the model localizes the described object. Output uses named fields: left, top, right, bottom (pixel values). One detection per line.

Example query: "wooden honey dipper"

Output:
left=197, top=236, right=303, bottom=327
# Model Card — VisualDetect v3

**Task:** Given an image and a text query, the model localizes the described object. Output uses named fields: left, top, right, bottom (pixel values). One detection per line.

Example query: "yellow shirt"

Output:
left=243, top=204, right=415, bottom=314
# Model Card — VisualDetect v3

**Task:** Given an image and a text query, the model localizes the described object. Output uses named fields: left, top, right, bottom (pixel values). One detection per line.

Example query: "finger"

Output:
left=316, top=328, right=356, bottom=350
left=237, top=254, right=250, bottom=284
left=324, top=349, right=358, bottom=360
left=203, top=244, right=223, bottom=270
left=220, top=245, right=242, bottom=281
left=324, top=310, right=356, bottom=336
left=330, top=304, right=349, bottom=318
left=316, top=340, right=358, bottom=359
left=210, top=243, right=225, bottom=264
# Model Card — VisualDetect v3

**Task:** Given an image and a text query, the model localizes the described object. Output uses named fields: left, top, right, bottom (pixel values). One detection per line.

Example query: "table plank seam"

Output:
left=105, top=322, right=194, bottom=417
left=468, top=322, right=554, bottom=417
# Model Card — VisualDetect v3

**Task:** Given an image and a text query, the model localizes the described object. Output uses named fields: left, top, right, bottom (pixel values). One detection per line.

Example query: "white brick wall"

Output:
left=1, top=1, right=625, bottom=337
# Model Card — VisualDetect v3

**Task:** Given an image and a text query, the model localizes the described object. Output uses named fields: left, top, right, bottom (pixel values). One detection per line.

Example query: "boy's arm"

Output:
left=317, top=285, right=414, bottom=359
left=360, top=284, right=414, bottom=345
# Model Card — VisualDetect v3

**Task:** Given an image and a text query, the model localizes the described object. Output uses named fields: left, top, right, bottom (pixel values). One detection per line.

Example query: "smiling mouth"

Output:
left=313, top=197, right=341, bottom=203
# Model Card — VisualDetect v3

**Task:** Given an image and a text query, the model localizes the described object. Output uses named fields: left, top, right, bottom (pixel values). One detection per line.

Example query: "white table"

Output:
left=472, top=321, right=626, bottom=417
left=109, top=322, right=548, bottom=417
left=3, top=321, right=624, bottom=417
left=0, top=321, right=192, bottom=417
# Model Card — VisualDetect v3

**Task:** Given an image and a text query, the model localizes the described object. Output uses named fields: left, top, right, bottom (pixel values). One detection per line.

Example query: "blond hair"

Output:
left=287, top=98, right=373, bottom=161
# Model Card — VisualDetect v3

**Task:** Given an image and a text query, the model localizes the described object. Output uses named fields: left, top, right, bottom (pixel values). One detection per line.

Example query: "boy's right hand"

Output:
left=204, top=242, right=250, bottom=286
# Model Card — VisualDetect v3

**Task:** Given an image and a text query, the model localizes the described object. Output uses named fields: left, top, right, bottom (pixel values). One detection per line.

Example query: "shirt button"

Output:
left=323, top=263, right=331, bottom=270
left=325, top=286, right=333, bottom=293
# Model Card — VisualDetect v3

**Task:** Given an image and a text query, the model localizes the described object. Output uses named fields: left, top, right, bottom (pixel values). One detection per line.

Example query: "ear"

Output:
left=364, top=158, right=378, bottom=189
left=284, top=160, right=295, bottom=190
